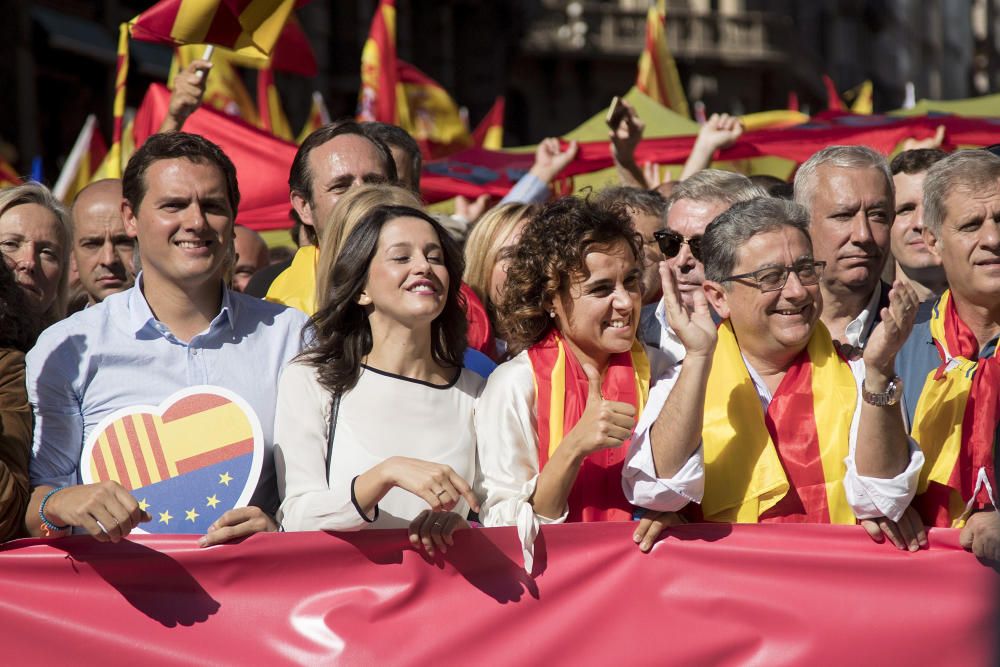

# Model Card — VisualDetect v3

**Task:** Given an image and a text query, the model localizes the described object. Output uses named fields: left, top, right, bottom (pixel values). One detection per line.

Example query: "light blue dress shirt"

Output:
left=26, top=277, right=309, bottom=515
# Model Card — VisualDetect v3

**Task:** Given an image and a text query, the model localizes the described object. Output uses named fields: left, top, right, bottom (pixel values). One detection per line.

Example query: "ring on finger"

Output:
left=435, top=489, right=448, bottom=497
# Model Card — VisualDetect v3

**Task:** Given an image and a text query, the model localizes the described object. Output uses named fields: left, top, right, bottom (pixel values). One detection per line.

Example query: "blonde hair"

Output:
left=462, top=203, right=533, bottom=322
left=0, top=182, right=72, bottom=325
left=315, top=184, right=423, bottom=310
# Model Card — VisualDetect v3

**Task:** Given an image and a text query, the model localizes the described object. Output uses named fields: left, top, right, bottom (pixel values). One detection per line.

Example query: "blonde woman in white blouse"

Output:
left=275, top=205, right=482, bottom=557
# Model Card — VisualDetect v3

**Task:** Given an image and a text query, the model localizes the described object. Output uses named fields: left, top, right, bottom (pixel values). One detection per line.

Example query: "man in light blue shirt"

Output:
left=25, top=132, right=308, bottom=545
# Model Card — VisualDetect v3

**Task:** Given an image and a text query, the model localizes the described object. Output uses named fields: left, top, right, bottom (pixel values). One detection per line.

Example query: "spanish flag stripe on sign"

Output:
left=177, top=438, right=255, bottom=475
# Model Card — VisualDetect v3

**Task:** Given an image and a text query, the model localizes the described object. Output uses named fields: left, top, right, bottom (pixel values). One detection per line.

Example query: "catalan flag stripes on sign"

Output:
left=128, top=0, right=296, bottom=62
left=636, top=3, right=690, bottom=118
left=88, top=393, right=255, bottom=491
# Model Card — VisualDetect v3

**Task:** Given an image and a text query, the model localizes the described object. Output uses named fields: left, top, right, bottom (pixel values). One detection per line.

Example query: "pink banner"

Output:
left=1, top=523, right=996, bottom=665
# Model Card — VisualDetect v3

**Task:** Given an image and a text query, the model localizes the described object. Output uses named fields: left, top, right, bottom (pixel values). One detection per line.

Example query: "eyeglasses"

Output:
left=653, top=230, right=702, bottom=261
left=720, top=260, right=826, bottom=293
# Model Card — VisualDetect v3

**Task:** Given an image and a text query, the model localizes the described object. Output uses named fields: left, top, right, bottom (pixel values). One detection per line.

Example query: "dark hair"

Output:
left=123, top=132, right=240, bottom=215
left=0, top=260, right=40, bottom=351
left=362, top=122, right=422, bottom=191
left=702, top=197, right=812, bottom=284
left=301, top=205, right=467, bottom=395
left=498, top=196, right=642, bottom=355
left=592, top=186, right=667, bottom=218
left=289, top=120, right=398, bottom=207
left=890, top=148, right=948, bottom=176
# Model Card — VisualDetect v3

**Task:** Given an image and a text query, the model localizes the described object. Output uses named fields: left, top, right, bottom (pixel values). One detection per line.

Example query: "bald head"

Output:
left=232, top=225, right=269, bottom=292
left=71, top=179, right=136, bottom=302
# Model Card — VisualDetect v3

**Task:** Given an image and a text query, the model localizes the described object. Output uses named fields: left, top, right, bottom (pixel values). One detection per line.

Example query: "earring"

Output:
left=549, top=311, right=556, bottom=319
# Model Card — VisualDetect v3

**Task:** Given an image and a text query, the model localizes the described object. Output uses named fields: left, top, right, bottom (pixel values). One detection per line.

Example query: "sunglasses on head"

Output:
left=653, top=229, right=702, bottom=261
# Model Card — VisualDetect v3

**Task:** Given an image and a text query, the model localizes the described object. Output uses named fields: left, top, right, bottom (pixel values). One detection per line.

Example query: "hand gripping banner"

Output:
left=1, top=523, right=996, bottom=665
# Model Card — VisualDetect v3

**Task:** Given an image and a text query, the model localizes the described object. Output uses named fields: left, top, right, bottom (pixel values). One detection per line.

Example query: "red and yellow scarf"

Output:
left=911, top=290, right=999, bottom=527
left=700, top=321, right=858, bottom=524
left=527, top=330, right=650, bottom=522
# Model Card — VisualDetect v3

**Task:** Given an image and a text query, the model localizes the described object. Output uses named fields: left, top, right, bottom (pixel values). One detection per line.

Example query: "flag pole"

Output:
left=53, top=115, right=98, bottom=201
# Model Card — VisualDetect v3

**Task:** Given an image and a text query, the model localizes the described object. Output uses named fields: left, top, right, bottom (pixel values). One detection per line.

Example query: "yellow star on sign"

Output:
left=138, top=498, right=150, bottom=512
left=219, top=472, right=233, bottom=486
left=206, top=494, right=220, bottom=509
left=185, top=508, right=200, bottom=522
left=158, top=510, right=173, bottom=525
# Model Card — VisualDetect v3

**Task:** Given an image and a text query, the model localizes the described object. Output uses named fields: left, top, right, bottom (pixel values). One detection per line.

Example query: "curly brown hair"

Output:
left=497, top=196, right=642, bottom=356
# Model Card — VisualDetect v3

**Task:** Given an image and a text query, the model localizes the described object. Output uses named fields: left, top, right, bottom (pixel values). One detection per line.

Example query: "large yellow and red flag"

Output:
left=297, top=91, right=330, bottom=144
left=357, top=0, right=399, bottom=124
left=129, top=0, right=296, bottom=63
left=169, top=44, right=259, bottom=124
left=472, top=97, right=505, bottom=150
left=53, top=115, right=108, bottom=203
left=256, top=66, right=294, bottom=142
left=636, top=0, right=690, bottom=118
left=107, top=0, right=297, bottom=176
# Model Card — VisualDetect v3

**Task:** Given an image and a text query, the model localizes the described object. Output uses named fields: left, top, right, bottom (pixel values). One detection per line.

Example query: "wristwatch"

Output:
left=862, top=375, right=903, bottom=407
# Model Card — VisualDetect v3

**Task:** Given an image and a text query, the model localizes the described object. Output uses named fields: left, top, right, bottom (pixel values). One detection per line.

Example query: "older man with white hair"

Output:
left=897, top=149, right=1000, bottom=562
left=794, top=146, right=895, bottom=359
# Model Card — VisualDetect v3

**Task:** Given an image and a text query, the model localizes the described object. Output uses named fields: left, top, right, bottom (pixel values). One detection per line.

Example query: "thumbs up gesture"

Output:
left=564, top=364, right=638, bottom=457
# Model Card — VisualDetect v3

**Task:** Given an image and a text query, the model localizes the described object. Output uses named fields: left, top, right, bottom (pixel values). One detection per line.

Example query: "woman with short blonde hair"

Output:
left=0, top=183, right=72, bottom=327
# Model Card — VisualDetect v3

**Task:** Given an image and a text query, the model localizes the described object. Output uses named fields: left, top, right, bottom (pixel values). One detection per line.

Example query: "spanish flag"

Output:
left=636, top=0, right=690, bottom=118
left=52, top=115, right=108, bottom=204
left=195, top=13, right=317, bottom=77
left=700, top=321, right=857, bottom=524
left=357, top=0, right=399, bottom=125
left=527, top=330, right=650, bottom=523
left=297, top=91, right=330, bottom=145
left=256, top=66, right=294, bottom=142
left=472, top=96, right=505, bottom=150
left=129, top=0, right=296, bottom=63
left=169, top=44, right=259, bottom=124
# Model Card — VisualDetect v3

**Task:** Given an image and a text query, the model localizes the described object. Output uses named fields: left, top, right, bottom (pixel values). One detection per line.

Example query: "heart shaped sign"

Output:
left=81, top=386, right=264, bottom=535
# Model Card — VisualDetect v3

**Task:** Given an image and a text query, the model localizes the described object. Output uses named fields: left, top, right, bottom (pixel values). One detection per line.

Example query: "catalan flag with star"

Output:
left=80, top=387, right=264, bottom=534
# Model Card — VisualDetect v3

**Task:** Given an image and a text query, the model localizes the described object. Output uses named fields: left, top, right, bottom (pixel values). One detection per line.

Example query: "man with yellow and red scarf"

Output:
left=625, top=197, right=927, bottom=551
left=896, top=150, right=1000, bottom=562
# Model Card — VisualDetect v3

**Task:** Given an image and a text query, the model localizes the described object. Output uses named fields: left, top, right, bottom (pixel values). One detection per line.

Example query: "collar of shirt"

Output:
left=124, top=272, right=236, bottom=341
left=842, top=285, right=882, bottom=349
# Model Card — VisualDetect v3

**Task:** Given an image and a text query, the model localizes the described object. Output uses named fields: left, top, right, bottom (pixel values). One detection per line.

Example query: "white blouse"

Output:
left=275, top=361, right=484, bottom=531
left=474, top=346, right=688, bottom=569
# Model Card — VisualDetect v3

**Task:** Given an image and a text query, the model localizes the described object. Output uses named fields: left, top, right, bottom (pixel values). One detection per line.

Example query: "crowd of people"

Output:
left=0, top=60, right=997, bottom=569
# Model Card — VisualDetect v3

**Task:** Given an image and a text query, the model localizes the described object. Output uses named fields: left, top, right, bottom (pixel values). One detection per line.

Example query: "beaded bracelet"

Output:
left=39, top=487, right=70, bottom=535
